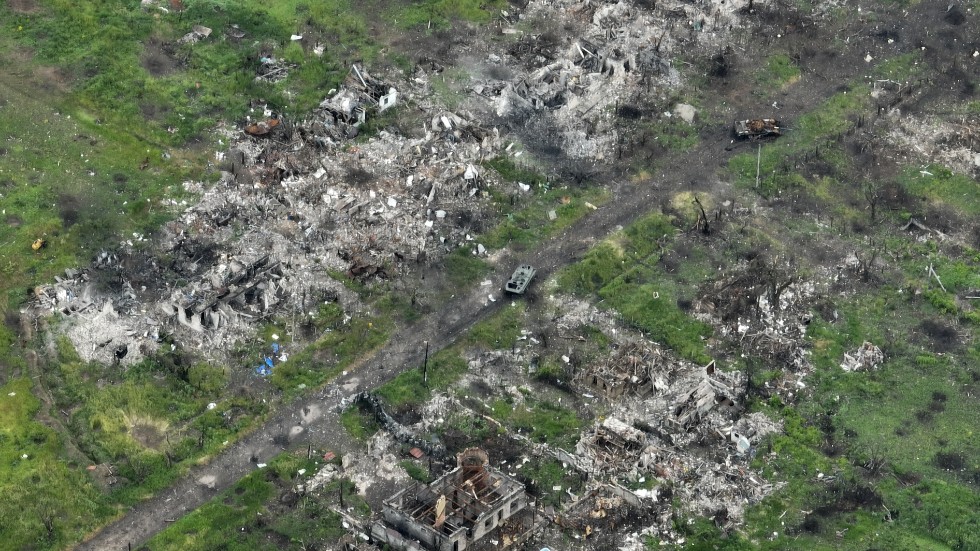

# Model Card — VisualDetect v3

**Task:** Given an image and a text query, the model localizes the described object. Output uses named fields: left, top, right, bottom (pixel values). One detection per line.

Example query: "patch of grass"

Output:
left=871, top=52, right=925, bottom=82
left=38, top=345, right=270, bottom=507
left=733, top=284, right=980, bottom=550
left=466, top=303, right=525, bottom=350
left=489, top=396, right=583, bottom=448
left=900, top=164, right=980, bottom=216
left=399, top=460, right=432, bottom=483
left=376, top=348, right=468, bottom=408
left=428, top=66, right=470, bottom=110
left=518, top=457, right=585, bottom=508
left=728, top=81, right=871, bottom=196
left=0, top=72, right=189, bottom=312
left=557, top=213, right=712, bottom=363
left=481, top=156, right=610, bottom=251
left=761, top=54, right=802, bottom=88
left=3, top=1, right=374, bottom=145
left=444, top=246, right=492, bottom=288
left=0, top=378, right=114, bottom=550
left=640, top=118, right=700, bottom=152
left=144, top=452, right=354, bottom=550
left=390, top=0, right=506, bottom=30
left=272, top=313, right=391, bottom=395
left=340, top=402, right=381, bottom=441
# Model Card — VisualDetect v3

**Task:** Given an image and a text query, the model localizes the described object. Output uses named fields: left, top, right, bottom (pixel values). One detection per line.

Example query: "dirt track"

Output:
left=71, top=1, right=960, bottom=546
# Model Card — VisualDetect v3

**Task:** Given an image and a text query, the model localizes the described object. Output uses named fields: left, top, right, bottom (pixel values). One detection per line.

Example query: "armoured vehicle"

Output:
left=504, top=265, right=536, bottom=295
left=734, top=118, right=781, bottom=139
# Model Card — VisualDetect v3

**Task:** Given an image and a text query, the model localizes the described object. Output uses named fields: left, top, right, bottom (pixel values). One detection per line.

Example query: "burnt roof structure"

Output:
left=377, top=448, right=527, bottom=551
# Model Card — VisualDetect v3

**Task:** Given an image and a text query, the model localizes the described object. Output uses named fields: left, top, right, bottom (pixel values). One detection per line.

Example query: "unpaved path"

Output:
left=71, top=2, right=939, bottom=545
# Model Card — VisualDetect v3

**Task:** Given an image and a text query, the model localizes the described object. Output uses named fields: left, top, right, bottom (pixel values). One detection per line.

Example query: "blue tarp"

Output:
left=254, top=344, right=284, bottom=377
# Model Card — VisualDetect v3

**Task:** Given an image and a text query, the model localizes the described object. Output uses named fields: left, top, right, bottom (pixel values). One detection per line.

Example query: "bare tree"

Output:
left=692, top=195, right=711, bottom=235
left=863, top=181, right=882, bottom=224
left=854, top=239, right=882, bottom=283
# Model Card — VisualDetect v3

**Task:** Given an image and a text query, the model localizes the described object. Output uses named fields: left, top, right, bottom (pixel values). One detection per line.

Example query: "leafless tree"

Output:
left=863, top=181, right=882, bottom=224
left=854, top=240, right=882, bottom=283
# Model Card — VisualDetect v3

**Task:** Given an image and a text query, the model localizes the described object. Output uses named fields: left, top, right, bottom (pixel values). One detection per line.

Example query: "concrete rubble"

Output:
left=33, top=0, right=828, bottom=547
left=840, top=341, right=884, bottom=372
left=31, top=65, right=519, bottom=367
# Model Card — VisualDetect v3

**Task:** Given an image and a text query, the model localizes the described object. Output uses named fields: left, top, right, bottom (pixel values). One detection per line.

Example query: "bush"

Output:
left=188, top=363, right=226, bottom=395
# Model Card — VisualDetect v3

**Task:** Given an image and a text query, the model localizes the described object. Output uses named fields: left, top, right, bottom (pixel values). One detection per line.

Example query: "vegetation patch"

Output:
left=144, top=452, right=362, bottom=550
left=728, top=84, right=869, bottom=196
left=900, top=165, right=980, bottom=216
left=340, top=401, right=381, bottom=441
left=0, top=378, right=113, bottom=550
left=390, top=0, right=506, bottom=30
left=761, top=54, right=801, bottom=88
left=481, top=156, right=610, bottom=251
left=558, top=213, right=712, bottom=363
left=489, top=395, right=583, bottom=448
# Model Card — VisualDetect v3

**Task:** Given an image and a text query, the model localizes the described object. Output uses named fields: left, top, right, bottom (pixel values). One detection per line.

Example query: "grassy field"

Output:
left=0, top=378, right=114, bottom=549
left=143, top=451, right=365, bottom=550
left=557, top=212, right=713, bottom=364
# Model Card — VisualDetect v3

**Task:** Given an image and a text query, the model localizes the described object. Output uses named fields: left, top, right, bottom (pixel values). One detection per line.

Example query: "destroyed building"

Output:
left=374, top=448, right=527, bottom=551
left=575, top=341, right=659, bottom=398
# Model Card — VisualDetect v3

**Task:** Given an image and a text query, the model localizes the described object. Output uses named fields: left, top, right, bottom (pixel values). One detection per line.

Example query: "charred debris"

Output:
left=29, top=0, right=829, bottom=548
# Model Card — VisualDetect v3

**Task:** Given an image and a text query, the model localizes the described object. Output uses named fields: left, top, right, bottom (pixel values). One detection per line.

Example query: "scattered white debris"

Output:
left=840, top=342, right=884, bottom=372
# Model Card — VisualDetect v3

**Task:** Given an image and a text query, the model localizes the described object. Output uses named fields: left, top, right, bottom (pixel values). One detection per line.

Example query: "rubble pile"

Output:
left=882, top=101, right=980, bottom=177
left=471, top=0, right=756, bottom=161
left=840, top=341, right=884, bottom=372
left=694, top=259, right=816, bottom=402
left=557, top=485, right=652, bottom=545
left=575, top=341, right=660, bottom=398
left=33, top=66, right=521, bottom=365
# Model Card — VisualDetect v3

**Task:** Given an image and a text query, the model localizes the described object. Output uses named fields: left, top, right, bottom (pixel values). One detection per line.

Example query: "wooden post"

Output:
left=755, top=144, right=762, bottom=188
left=422, top=341, right=429, bottom=386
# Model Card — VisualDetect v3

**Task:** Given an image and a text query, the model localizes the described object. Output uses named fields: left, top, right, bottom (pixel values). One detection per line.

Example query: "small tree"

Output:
left=863, top=181, right=882, bottom=224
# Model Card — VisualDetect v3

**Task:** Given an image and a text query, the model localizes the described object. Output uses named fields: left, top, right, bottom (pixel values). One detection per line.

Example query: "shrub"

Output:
left=188, top=363, right=227, bottom=395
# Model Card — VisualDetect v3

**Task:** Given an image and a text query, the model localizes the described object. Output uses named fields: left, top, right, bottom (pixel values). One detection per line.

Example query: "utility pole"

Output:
left=755, top=143, right=762, bottom=188
left=422, top=340, right=429, bottom=386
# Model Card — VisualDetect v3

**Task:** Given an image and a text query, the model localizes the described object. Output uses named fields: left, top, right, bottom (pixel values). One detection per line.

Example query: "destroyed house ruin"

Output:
left=376, top=448, right=526, bottom=551
left=575, top=341, right=658, bottom=398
